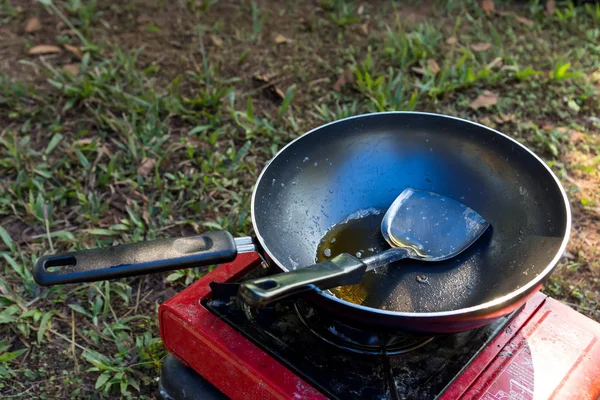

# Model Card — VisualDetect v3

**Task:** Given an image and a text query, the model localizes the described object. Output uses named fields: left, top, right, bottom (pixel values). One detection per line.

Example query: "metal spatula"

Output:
left=238, top=188, right=490, bottom=308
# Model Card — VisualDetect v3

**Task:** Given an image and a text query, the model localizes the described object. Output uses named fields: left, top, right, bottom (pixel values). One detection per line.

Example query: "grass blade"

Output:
left=0, top=227, right=15, bottom=252
left=68, top=304, right=93, bottom=319
left=37, top=311, right=55, bottom=344
left=45, top=133, right=63, bottom=155
left=0, top=348, right=27, bottom=363
left=277, top=85, right=295, bottom=119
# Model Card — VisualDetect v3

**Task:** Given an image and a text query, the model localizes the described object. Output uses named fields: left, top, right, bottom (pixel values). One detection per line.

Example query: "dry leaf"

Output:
left=471, top=42, right=491, bottom=52
left=274, top=87, right=285, bottom=99
left=552, top=127, right=585, bottom=143
left=28, top=45, right=61, bottom=55
left=59, top=29, right=76, bottom=37
left=308, top=77, right=330, bottom=87
left=76, top=138, right=94, bottom=145
left=299, top=18, right=312, bottom=32
left=427, top=59, right=441, bottom=74
left=515, top=15, right=534, bottom=27
left=137, top=158, right=156, bottom=177
left=129, top=190, right=149, bottom=203
left=64, top=44, right=83, bottom=59
left=274, top=34, right=289, bottom=44
left=210, top=35, right=223, bottom=47
left=541, top=123, right=555, bottom=131
left=411, top=66, right=427, bottom=75
left=254, top=73, right=274, bottom=83
left=333, top=69, right=354, bottom=92
left=101, top=144, right=112, bottom=157
left=469, top=90, right=498, bottom=109
left=497, top=9, right=534, bottom=27
left=142, top=208, right=150, bottom=225
left=360, top=23, right=369, bottom=35
left=480, top=117, right=494, bottom=127
left=446, top=37, right=458, bottom=45
left=492, top=114, right=515, bottom=124
left=569, top=131, right=585, bottom=143
left=63, top=63, right=80, bottom=76
left=357, top=4, right=364, bottom=15
left=25, top=17, right=41, bottom=33
left=481, top=0, right=495, bottom=16
left=487, top=57, right=503, bottom=69
left=546, top=0, right=555, bottom=15
left=137, top=14, right=152, bottom=24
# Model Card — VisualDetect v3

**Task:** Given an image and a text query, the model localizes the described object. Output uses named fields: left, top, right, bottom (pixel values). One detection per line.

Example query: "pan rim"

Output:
left=250, top=111, right=572, bottom=318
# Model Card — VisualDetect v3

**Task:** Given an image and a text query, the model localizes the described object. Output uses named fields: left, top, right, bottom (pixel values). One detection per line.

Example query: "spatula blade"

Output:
left=381, top=188, right=489, bottom=261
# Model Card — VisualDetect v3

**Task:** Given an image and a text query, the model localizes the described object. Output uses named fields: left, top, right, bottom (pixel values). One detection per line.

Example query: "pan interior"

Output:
left=252, top=113, right=569, bottom=314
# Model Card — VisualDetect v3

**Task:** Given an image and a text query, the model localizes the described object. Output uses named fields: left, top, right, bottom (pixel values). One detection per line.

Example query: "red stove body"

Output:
left=159, top=253, right=600, bottom=400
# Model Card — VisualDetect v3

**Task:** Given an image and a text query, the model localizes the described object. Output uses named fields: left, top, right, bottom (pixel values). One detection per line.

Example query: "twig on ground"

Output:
left=134, top=276, right=144, bottom=314
left=93, top=284, right=120, bottom=323
left=71, top=309, right=79, bottom=373
left=139, top=289, right=154, bottom=305
left=13, top=379, right=49, bottom=398
left=43, top=204, right=54, bottom=253
left=18, top=346, right=31, bottom=368
left=241, top=76, right=289, bottom=97
left=47, top=327, right=89, bottom=353
left=16, top=226, right=79, bottom=245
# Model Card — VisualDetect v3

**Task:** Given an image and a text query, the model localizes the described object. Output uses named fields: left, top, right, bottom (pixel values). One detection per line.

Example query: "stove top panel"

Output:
left=204, top=283, right=512, bottom=399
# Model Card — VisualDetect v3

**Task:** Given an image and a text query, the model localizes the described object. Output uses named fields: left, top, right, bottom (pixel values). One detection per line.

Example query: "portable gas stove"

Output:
left=158, top=253, right=600, bottom=400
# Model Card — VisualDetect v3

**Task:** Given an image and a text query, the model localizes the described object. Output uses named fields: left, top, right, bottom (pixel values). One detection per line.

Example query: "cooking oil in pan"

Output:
left=316, top=211, right=390, bottom=305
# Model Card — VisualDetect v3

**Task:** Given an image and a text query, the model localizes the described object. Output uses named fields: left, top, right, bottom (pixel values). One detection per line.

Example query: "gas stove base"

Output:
left=159, top=254, right=600, bottom=400
left=159, top=354, right=227, bottom=400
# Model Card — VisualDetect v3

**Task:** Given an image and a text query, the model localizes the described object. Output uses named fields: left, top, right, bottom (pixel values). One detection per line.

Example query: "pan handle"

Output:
left=238, top=253, right=366, bottom=308
left=33, top=231, right=247, bottom=286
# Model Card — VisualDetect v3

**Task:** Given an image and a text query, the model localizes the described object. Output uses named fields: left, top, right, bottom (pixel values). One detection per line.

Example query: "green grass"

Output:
left=1, top=0, right=599, bottom=398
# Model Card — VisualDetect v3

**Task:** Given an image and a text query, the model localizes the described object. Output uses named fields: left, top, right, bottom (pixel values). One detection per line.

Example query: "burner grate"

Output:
left=293, top=299, right=433, bottom=355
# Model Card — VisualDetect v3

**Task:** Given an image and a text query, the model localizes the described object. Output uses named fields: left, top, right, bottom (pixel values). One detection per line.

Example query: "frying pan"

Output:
left=33, top=112, right=571, bottom=334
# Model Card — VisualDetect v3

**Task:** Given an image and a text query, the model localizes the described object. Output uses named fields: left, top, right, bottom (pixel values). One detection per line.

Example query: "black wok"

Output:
left=34, top=112, right=570, bottom=334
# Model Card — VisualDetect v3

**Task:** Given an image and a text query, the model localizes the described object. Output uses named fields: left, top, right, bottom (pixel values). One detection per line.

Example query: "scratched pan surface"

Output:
left=252, top=112, right=570, bottom=333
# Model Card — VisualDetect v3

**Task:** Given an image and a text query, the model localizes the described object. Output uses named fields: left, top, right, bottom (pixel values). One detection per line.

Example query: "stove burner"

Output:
left=293, top=300, right=433, bottom=355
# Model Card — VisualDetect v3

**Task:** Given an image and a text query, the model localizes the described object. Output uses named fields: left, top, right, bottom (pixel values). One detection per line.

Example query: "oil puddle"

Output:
left=315, top=210, right=390, bottom=305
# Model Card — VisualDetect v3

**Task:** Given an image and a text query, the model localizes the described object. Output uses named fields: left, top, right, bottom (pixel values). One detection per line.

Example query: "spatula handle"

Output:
left=238, top=253, right=366, bottom=308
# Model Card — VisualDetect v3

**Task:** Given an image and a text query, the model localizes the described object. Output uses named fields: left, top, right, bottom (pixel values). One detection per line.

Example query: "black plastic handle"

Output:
left=237, top=253, right=367, bottom=308
left=33, top=231, right=238, bottom=286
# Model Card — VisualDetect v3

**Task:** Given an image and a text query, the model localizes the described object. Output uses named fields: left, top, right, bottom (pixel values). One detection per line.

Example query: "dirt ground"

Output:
left=0, top=0, right=599, bottom=398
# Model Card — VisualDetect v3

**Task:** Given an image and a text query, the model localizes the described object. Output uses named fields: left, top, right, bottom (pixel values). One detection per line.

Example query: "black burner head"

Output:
left=294, top=300, right=434, bottom=355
